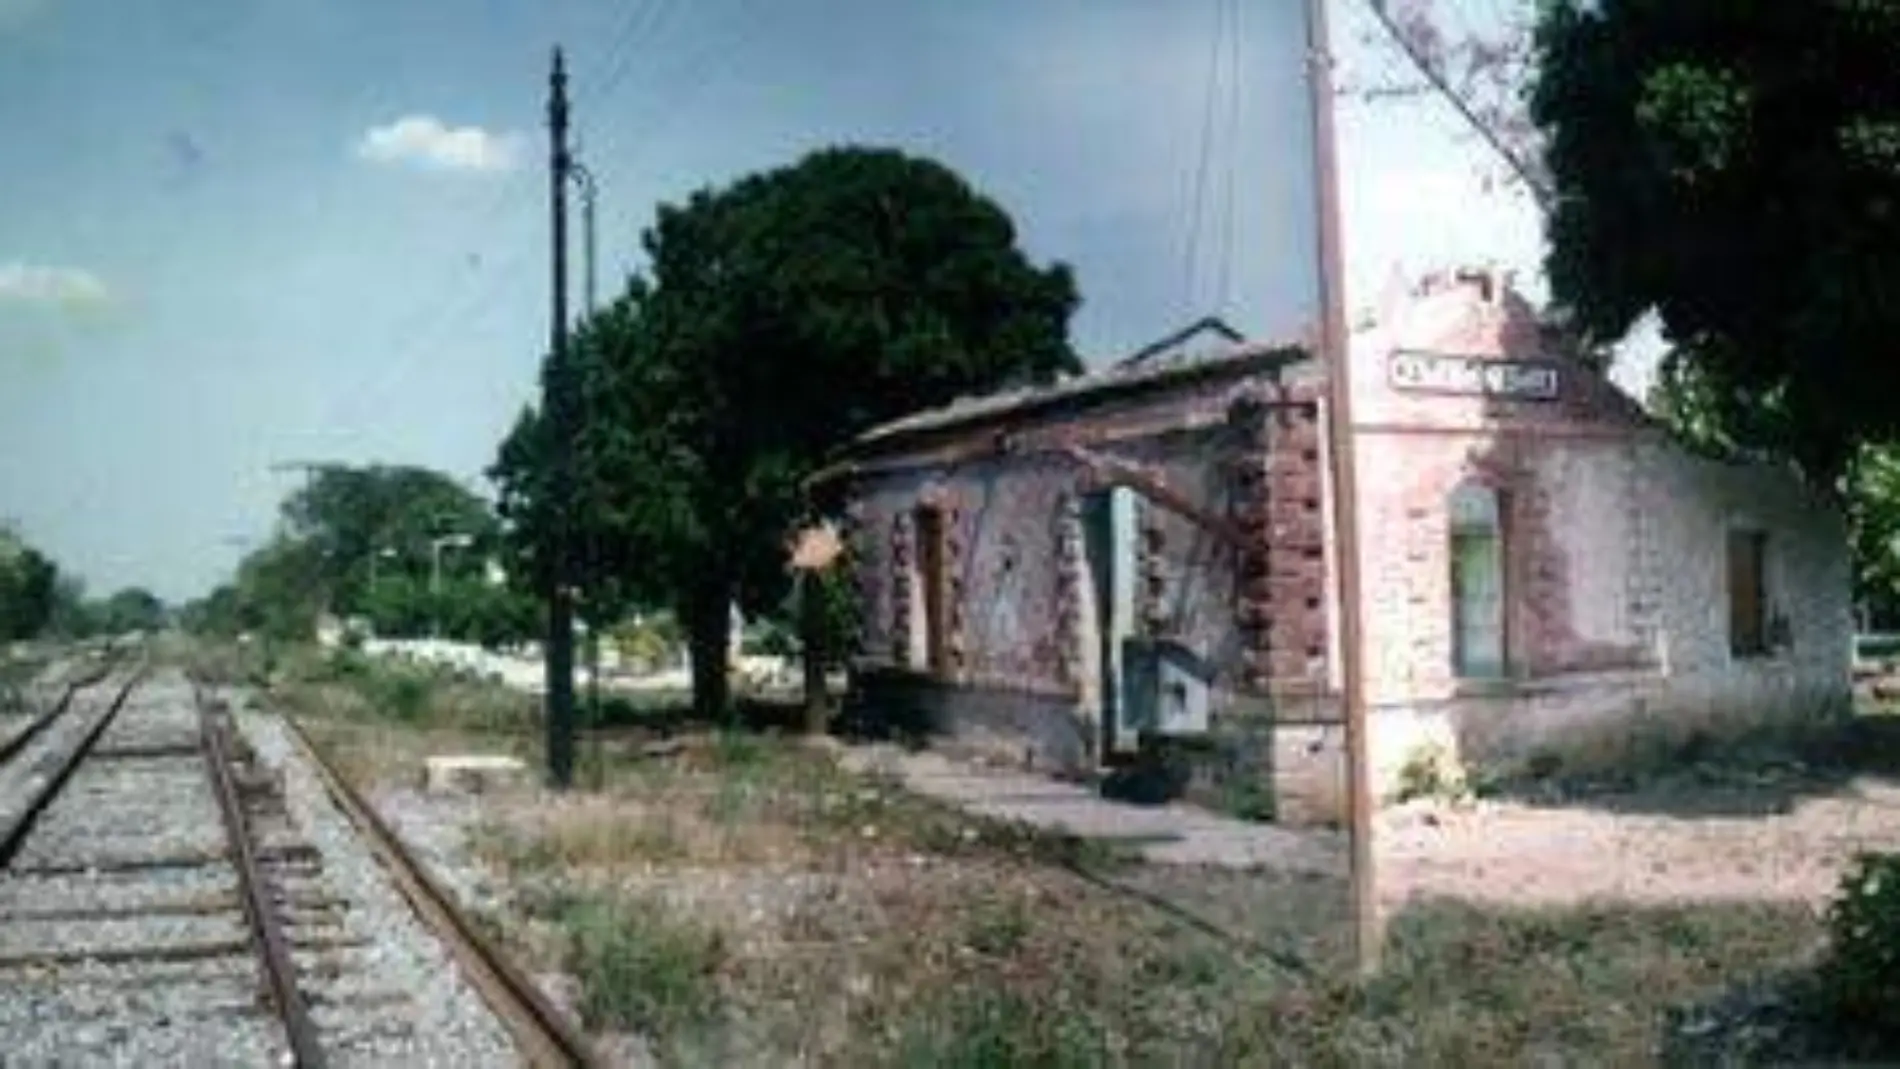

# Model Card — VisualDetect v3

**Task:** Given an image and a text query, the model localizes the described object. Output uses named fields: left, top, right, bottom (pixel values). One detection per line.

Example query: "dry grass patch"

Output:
left=236, top=653, right=1850, bottom=1064
left=468, top=731, right=1838, bottom=1066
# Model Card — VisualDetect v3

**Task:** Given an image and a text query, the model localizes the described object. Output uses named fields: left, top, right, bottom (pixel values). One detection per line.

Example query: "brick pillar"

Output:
left=1052, top=493, right=1085, bottom=687
left=889, top=511, right=914, bottom=665
left=1231, top=405, right=1274, bottom=691
left=841, top=501, right=869, bottom=660
left=1235, top=389, right=1330, bottom=691
left=941, top=501, right=968, bottom=678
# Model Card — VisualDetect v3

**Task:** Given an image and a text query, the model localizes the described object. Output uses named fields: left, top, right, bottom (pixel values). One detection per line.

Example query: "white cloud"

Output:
left=0, top=262, right=110, bottom=307
left=355, top=115, right=525, bottom=174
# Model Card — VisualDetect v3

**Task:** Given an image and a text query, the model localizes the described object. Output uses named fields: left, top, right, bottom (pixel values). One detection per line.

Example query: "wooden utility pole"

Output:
left=544, top=46, right=577, bottom=790
left=1305, top=0, right=1380, bottom=974
left=569, top=157, right=603, bottom=785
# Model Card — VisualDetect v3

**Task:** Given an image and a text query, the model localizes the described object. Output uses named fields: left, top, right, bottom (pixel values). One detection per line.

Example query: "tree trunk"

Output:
left=686, top=576, right=732, bottom=725
left=798, top=571, right=830, bottom=736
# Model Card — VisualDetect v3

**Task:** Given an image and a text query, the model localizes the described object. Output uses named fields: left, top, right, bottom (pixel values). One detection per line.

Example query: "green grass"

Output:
left=895, top=987, right=1111, bottom=1069
left=544, top=892, right=728, bottom=1045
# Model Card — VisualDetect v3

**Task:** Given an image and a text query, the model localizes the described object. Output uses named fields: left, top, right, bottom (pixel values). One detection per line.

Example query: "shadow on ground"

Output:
left=1479, top=714, right=1900, bottom=819
left=591, top=691, right=816, bottom=738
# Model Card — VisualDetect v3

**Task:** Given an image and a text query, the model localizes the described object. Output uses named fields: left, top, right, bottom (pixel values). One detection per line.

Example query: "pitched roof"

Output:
left=844, top=329, right=1310, bottom=454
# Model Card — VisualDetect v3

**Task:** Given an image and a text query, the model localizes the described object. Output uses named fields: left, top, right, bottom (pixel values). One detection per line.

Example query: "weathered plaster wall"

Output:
left=838, top=273, right=1852, bottom=828
left=840, top=363, right=1335, bottom=781
left=1334, top=272, right=1854, bottom=807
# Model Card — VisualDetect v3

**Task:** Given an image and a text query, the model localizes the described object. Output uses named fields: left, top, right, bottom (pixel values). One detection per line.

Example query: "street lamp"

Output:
left=430, top=534, right=475, bottom=639
left=368, top=546, right=399, bottom=588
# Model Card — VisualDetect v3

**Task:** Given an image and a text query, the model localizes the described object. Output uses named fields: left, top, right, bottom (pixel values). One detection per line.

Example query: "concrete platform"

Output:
left=833, top=744, right=1345, bottom=877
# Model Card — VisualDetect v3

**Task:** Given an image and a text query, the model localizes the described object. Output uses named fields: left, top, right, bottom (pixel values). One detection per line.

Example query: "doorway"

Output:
left=912, top=504, right=950, bottom=674
left=1082, top=486, right=1140, bottom=759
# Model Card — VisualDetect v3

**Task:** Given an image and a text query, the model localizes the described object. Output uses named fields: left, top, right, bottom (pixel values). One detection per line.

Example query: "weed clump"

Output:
left=1820, top=851, right=1900, bottom=1039
left=555, top=894, right=727, bottom=1042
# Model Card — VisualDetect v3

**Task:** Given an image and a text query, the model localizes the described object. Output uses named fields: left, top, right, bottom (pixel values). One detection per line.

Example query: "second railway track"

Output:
left=0, top=661, right=531, bottom=1067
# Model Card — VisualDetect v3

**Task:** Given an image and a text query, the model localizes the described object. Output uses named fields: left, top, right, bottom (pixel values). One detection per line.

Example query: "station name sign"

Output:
left=1387, top=350, right=1561, bottom=401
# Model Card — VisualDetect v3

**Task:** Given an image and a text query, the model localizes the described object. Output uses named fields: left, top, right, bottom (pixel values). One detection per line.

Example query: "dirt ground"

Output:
left=271, top=652, right=1900, bottom=1065
left=1379, top=774, right=1900, bottom=911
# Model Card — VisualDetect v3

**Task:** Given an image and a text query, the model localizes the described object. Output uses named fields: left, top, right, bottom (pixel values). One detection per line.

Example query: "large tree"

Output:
left=1532, top=0, right=1900, bottom=483
left=492, top=145, right=1081, bottom=720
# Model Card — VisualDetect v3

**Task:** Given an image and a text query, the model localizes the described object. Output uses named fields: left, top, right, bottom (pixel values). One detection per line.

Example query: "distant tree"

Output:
left=1531, top=0, right=1900, bottom=483
left=492, top=145, right=1081, bottom=720
left=280, top=464, right=498, bottom=617
left=95, top=587, right=168, bottom=635
left=45, top=575, right=96, bottom=639
left=230, top=536, right=328, bottom=642
left=0, top=531, right=59, bottom=642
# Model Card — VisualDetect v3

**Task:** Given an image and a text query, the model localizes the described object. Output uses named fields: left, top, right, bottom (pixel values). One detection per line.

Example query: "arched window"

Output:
left=1448, top=484, right=1506, bottom=679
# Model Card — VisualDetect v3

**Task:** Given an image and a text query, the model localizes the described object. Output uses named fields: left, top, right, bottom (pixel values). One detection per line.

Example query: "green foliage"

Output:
left=0, top=530, right=59, bottom=642
left=1846, top=446, right=1900, bottom=627
left=611, top=613, right=683, bottom=674
left=1395, top=742, right=1471, bottom=804
left=179, top=463, right=524, bottom=647
left=490, top=145, right=1079, bottom=719
left=281, top=463, right=497, bottom=617
left=93, top=587, right=167, bottom=635
left=552, top=893, right=727, bottom=1042
left=1821, top=852, right=1900, bottom=1037
left=739, top=616, right=797, bottom=658
left=1533, top=0, right=1900, bottom=482
left=896, top=986, right=1109, bottom=1069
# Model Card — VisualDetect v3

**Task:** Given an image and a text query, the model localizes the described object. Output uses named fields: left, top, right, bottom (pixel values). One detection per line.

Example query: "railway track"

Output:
left=0, top=661, right=543, bottom=1067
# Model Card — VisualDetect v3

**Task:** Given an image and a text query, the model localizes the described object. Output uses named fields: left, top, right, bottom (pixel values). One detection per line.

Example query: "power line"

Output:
left=1214, top=0, right=1243, bottom=314
left=332, top=1, right=731, bottom=431
left=326, top=11, right=688, bottom=431
left=1181, top=0, right=1229, bottom=317
left=1357, top=0, right=1552, bottom=210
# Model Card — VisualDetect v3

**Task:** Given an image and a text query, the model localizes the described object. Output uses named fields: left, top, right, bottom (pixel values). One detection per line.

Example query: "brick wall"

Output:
left=1336, top=273, right=1854, bottom=807
left=841, top=368, right=1336, bottom=778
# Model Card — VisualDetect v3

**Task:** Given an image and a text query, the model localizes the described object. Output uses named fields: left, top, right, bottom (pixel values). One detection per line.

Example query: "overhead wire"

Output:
left=324, top=0, right=690, bottom=430
left=1180, top=0, right=1229, bottom=319
left=1214, top=0, right=1243, bottom=316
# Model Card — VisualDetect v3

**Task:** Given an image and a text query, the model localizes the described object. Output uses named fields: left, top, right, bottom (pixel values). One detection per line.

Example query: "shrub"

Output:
left=1396, top=742, right=1469, bottom=803
left=895, top=986, right=1108, bottom=1069
left=556, top=894, right=726, bottom=1042
left=1820, top=851, right=1900, bottom=1037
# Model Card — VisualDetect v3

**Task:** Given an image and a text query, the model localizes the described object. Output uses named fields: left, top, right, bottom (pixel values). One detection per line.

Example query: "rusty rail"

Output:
left=282, top=715, right=602, bottom=1069
left=0, top=661, right=146, bottom=869
left=0, top=649, right=123, bottom=767
left=199, top=692, right=327, bottom=1069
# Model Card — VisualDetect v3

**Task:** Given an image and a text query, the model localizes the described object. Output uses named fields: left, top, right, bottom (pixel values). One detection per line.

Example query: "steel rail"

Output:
left=199, top=692, right=327, bottom=1069
left=0, top=661, right=147, bottom=868
left=282, top=714, right=603, bottom=1069
left=0, top=651, right=122, bottom=766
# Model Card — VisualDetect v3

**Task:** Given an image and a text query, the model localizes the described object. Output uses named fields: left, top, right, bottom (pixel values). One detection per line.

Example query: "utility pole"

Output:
left=568, top=156, right=604, bottom=785
left=1306, top=0, right=1380, bottom=975
left=572, top=160, right=598, bottom=320
left=544, top=46, right=578, bottom=790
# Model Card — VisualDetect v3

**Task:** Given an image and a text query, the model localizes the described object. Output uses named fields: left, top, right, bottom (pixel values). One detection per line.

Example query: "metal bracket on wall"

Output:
left=1060, top=444, right=1251, bottom=550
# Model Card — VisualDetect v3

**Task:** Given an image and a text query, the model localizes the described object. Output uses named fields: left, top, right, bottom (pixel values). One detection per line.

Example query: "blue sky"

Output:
left=0, top=0, right=1340, bottom=603
left=2, top=0, right=1623, bottom=605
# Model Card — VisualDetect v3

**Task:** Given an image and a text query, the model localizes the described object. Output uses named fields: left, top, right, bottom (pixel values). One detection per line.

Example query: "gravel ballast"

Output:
left=237, top=707, right=523, bottom=1068
left=0, top=668, right=525, bottom=1068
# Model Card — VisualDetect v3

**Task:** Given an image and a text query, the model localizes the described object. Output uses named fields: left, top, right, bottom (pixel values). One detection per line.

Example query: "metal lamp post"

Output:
left=430, top=534, right=475, bottom=639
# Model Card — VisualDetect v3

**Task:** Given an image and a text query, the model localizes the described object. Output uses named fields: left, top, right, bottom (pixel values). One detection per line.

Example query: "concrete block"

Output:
left=424, top=754, right=528, bottom=794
